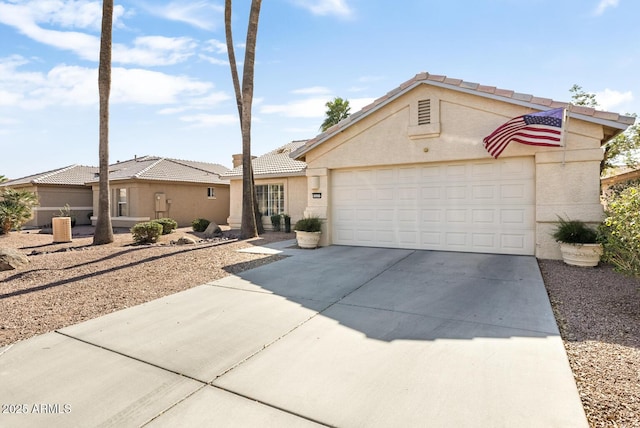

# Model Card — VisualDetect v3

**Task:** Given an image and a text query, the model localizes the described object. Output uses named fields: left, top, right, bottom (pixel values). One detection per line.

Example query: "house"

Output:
left=87, top=156, right=230, bottom=228
left=0, top=165, right=97, bottom=227
left=601, top=167, right=640, bottom=194
left=281, top=72, right=635, bottom=260
left=2, top=156, right=231, bottom=229
left=223, top=140, right=308, bottom=229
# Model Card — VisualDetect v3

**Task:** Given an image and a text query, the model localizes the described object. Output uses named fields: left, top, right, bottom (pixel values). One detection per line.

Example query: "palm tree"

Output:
left=225, top=0, right=263, bottom=239
left=93, top=0, right=114, bottom=245
left=321, top=97, right=351, bottom=132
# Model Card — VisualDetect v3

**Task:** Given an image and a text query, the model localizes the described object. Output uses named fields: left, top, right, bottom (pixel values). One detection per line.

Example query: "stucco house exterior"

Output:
left=0, top=165, right=97, bottom=227
left=87, top=156, right=230, bottom=228
left=3, top=156, right=230, bottom=229
left=285, top=72, right=634, bottom=260
left=223, top=141, right=308, bottom=229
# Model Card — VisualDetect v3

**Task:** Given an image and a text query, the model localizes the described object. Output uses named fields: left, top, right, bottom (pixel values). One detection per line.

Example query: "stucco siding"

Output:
left=91, top=181, right=230, bottom=228
left=28, top=185, right=93, bottom=227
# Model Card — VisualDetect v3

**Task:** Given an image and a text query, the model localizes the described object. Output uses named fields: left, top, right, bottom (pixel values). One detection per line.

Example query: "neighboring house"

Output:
left=86, top=156, right=230, bottom=228
left=2, top=156, right=230, bottom=229
left=601, top=167, right=640, bottom=194
left=0, top=165, right=97, bottom=227
left=285, top=72, right=634, bottom=260
left=223, top=140, right=308, bottom=229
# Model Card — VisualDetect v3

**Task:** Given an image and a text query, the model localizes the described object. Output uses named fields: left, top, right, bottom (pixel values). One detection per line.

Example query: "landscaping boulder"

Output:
left=0, top=248, right=29, bottom=271
left=203, top=221, right=223, bottom=238
left=176, top=236, right=197, bottom=245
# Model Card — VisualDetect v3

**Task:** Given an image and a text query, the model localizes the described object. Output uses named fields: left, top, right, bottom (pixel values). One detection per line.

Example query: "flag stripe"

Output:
left=482, top=108, right=564, bottom=158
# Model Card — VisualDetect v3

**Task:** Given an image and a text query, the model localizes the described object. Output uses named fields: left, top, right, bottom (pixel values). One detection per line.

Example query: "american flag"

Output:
left=483, top=108, right=565, bottom=158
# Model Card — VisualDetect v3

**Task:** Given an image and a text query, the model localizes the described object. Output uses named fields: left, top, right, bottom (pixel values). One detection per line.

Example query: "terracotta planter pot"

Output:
left=559, top=242, right=603, bottom=267
left=295, top=231, right=321, bottom=249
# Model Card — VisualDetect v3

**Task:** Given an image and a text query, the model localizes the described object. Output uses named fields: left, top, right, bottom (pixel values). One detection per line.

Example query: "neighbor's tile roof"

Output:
left=1, top=165, right=98, bottom=187
left=292, top=72, right=637, bottom=159
left=87, top=156, right=230, bottom=185
left=223, top=140, right=308, bottom=178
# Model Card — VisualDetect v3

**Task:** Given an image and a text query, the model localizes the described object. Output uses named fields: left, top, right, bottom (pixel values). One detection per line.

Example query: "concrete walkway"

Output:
left=0, top=242, right=587, bottom=427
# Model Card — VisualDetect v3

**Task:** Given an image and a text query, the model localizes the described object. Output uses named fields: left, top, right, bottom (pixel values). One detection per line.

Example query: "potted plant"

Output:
left=294, top=215, right=322, bottom=249
left=552, top=216, right=603, bottom=267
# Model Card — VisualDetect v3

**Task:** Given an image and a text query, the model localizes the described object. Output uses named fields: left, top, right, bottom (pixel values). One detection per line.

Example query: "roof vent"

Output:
left=417, top=99, right=431, bottom=125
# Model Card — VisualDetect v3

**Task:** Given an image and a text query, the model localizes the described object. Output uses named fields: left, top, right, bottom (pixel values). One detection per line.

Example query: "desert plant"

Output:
left=294, top=215, right=322, bottom=233
left=552, top=217, right=598, bottom=244
left=0, top=188, right=39, bottom=234
left=154, top=217, right=178, bottom=235
left=57, top=203, right=77, bottom=227
left=282, top=214, right=291, bottom=233
left=131, top=221, right=163, bottom=244
left=191, top=218, right=210, bottom=232
left=270, top=214, right=281, bottom=232
left=600, top=186, right=640, bottom=276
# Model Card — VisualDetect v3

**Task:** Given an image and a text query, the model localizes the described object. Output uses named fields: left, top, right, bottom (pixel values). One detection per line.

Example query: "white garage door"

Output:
left=332, top=157, right=535, bottom=255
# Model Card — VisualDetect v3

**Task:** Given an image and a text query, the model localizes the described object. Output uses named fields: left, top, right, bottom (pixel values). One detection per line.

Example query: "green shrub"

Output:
left=154, top=217, right=178, bottom=235
left=192, top=218, right=210, bottom=232
left=0, top=188, right=39, bottom=234
left=600, top=186, right=640, bottom=276
left=552, top=216, right=598, bottom=244
left=294, top=216, right=322, bottom=232
left=270, top=214, right=282, bottom=232
left=131, top=221, right=163, bottom=244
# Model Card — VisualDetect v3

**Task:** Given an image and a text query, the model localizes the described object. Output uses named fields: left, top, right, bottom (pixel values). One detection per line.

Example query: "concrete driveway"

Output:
left=0, top=242, right=587, bottom=427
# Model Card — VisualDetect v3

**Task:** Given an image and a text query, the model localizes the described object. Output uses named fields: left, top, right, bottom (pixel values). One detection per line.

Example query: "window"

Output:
left=116, top=188, right=128, bottom=216
left=256, top=184, right=284, bottom=216
left=207, top=187, right=216, bottom=199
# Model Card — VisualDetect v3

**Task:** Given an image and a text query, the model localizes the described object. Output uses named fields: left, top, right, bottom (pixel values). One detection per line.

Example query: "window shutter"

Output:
left=417, top=99, right=431, bottom=125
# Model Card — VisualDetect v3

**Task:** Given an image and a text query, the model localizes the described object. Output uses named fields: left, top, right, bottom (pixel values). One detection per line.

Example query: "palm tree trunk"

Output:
left=225, top=0, right=262, bottom=239
left=93, top=0, right=114, bottom=245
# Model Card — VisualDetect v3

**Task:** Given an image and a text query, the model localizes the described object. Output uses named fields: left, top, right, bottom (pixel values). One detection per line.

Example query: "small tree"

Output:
left=320, top=97, right=350, bottom=132
left=0, top=188, right=39, bottom=234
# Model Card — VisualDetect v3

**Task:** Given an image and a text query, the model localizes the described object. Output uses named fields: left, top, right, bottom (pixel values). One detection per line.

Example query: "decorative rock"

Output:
left=203, top=221, right=223, bottom=238
left=176, top=236, right=197, bottom=245
left=0, top=248, right=30, bottom=271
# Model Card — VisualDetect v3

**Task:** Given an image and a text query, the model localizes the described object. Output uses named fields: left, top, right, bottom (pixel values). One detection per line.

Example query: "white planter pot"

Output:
left=559, top=242, right=603, bottom=267
left=295, top=231, right=321, bottom=249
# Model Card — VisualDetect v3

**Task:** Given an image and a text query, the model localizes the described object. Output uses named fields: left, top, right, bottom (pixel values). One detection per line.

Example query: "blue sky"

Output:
left=1, top=0, right=638, bottom=179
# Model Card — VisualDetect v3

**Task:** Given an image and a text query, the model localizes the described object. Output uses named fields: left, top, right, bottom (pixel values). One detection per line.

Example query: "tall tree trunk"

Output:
left=224, top=0, right=262, bottom=239
left=93, top=0, right=114, bottom=245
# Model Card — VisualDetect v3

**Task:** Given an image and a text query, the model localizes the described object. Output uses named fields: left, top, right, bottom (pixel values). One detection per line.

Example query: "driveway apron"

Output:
left=0, top=243, right=587, bottom=427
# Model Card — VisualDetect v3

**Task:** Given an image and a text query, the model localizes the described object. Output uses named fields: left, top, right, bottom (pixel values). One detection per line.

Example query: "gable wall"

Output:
left=301, top=84, right=607, bottom=259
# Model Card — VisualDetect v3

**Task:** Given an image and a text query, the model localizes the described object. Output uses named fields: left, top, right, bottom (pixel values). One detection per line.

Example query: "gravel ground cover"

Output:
left=1, top=228, right=638, bottom=427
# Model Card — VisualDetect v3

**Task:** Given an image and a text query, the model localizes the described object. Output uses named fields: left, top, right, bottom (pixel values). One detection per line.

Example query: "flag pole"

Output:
left=562, top=104, right=571, bottom=166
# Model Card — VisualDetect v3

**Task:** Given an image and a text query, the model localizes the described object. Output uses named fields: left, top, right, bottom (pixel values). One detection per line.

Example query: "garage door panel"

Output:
left=332, top=158, right=535, bottom=255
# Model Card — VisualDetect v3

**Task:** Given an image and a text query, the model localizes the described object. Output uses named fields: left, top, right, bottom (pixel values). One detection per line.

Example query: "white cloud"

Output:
left=261, top=96, right=330, bottom=118
left=292, top=86, right=332, bottom=95
left=114, top=36, right=197, bottom=66
left=203, top=39, right=228, bottom=55
left=0, top=1, right=194, bottom=66
left=141, top=1, right=224, bottom=30
left=179, top=113, right=237, bottom=127
left=594, top=0, right=619, bottom=16
left=198, top=54, right=229, bottom=66
left=595, top=88, right=633, bottom=110
left=0, top=56, right=222, bottom=109
left=290, top=0, right=353, bottom=18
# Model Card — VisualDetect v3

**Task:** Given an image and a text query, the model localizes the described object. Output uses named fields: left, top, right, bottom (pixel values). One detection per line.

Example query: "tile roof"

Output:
left=1, top=165, right=98, bottom=187
left=89, top=156, right=230, bottom=185
left=292, top=72, right=637, bottom=159
left=223, top=140, right=308, bottom=178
